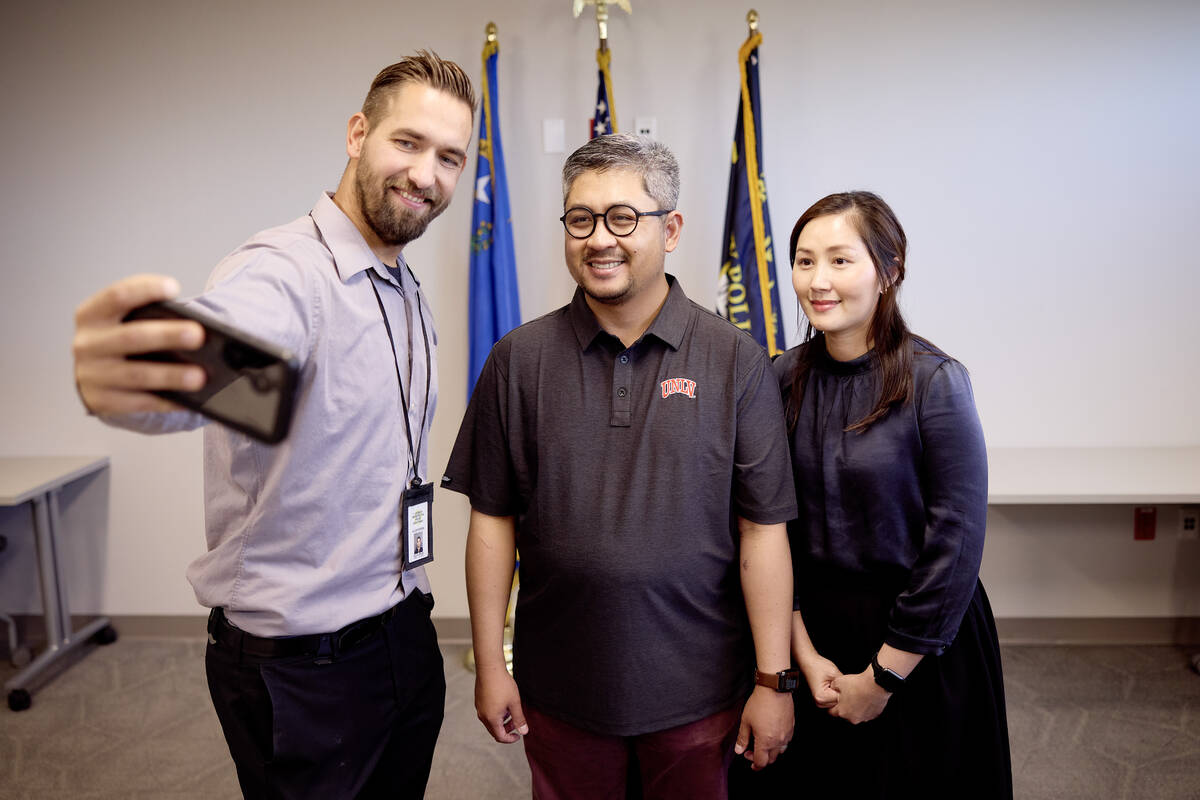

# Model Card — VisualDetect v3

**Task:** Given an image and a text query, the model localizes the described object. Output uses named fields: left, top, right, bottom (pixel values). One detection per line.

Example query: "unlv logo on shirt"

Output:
left=660, top=378, right=697, bottom=399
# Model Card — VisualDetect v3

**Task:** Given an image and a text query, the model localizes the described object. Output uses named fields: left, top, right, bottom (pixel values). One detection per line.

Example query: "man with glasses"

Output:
left=443, top=133, right=798, bottom=798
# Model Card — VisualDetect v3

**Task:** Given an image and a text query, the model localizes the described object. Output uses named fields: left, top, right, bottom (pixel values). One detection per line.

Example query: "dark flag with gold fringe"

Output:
left=717, top=11, right=784, bottom=356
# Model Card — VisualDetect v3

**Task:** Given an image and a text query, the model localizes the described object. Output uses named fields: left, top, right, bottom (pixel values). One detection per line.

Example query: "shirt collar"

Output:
left=568, top=274, right=690, bottom=352
left=310, top=192, right=410, bottom=292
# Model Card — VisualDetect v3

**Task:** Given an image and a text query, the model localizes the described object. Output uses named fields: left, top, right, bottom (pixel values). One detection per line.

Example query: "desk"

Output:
left=987, top=446, right=1200, bottom=663
left=1, top=456, right=115, bottom=711
left=987, top=446, right=1200, bottom=505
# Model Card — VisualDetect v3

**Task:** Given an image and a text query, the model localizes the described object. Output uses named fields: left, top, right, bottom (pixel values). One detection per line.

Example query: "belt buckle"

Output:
left=313, top=634, right=334, bottom=665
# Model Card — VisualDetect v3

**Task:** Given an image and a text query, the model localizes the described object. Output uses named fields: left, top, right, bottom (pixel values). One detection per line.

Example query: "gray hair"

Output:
left=562, top=133, right=680, bottom=211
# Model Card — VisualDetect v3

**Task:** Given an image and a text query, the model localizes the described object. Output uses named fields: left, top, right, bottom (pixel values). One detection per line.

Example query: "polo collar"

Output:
left=568, top=274, right=690, bottom=352
left=310, top=192, right=408, bottom=292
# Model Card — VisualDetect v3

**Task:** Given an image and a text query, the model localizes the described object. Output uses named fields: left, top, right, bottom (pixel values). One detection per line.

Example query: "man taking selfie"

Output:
left=71, top=51, right=474, bottom=799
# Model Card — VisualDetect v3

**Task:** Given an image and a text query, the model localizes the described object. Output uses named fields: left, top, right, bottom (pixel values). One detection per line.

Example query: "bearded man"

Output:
left=70, top=52, right=474, bottom=799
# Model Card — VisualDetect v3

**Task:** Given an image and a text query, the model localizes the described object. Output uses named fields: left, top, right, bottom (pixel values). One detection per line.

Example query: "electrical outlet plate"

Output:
left=1181, top=507, right=1199, bottom=540
left=543, top=119, right=565, bottom=154
left=634, top=116, right=657, bottom=139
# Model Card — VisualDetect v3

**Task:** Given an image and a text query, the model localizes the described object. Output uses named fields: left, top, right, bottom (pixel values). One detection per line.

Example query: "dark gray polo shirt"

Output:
left=442, top=275, right=796, bottom=736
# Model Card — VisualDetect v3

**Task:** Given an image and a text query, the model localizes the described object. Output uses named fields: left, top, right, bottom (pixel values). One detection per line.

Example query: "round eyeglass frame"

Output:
left=559, top=204, right=675, bottom=239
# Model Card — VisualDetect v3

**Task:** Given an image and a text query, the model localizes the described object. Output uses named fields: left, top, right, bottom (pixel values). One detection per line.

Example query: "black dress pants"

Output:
left=205, top=591, right=446, bottom=800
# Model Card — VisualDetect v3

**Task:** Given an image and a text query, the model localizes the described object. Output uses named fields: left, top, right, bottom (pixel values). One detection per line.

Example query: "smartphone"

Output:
left=122, top=300, right=299, bottom=444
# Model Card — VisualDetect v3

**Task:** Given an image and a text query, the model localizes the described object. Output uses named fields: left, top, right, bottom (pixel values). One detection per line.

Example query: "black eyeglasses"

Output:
left=559, top=204, right=674, bottom=239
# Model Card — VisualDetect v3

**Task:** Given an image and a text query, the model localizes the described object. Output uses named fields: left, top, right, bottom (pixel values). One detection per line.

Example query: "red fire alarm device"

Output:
left=1134, top=507, right=1157, bottom=541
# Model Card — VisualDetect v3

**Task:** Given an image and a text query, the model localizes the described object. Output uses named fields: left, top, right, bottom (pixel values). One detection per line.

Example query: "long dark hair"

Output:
left=785, top=191, right=920, bottom=433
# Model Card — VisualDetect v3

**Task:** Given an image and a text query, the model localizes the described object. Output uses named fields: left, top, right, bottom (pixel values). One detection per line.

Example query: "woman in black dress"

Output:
left=730, top=191, right=1011, bottom=798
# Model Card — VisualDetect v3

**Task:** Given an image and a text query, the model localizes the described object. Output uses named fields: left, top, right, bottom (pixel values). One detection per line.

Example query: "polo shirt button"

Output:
left=617, top=387, right=627, bottom=397
left=619, top=355, right=629, bottom=364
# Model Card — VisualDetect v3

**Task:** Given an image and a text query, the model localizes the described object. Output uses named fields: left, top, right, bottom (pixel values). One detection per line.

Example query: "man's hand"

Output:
left=828, top=668, right=891, bottom=724
left=72, top=274, right=206, bottom=415
left=797, top=651, right=842, bottom=709
left=734, top=686, right=794, bottom=770
left=474, top=662, right=529, bottom=744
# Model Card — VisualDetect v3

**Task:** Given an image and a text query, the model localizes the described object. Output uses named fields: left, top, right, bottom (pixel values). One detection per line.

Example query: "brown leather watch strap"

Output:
left=754, top=668, right=800, bottom=692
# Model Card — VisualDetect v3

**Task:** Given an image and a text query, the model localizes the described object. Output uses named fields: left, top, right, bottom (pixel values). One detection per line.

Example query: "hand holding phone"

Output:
left=121, top=301, right=299, bottom=443
left=73, top=274, right=206, bottom=416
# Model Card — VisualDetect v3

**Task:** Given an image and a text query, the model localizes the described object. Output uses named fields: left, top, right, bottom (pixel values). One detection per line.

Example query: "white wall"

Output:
left=1, top=0, right=1197, bottom=620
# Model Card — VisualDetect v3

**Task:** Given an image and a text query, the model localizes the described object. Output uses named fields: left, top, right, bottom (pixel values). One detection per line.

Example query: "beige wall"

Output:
left=1, top=0, right=1198, bottom=621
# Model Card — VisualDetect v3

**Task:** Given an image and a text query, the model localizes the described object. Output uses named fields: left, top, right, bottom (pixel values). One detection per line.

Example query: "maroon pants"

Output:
left=522, top=704, right=741, bottom=800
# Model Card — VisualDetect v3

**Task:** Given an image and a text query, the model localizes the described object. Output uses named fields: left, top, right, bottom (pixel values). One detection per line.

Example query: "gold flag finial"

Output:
left=486, top=21, right=497, bottom=42
left=747, top=9, right=759, bottom=34
left=573, top=0, right=633, bottom=51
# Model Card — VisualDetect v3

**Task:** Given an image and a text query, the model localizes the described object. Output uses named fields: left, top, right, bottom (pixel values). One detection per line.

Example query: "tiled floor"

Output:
left=1, top=640, right=1198, bottom=799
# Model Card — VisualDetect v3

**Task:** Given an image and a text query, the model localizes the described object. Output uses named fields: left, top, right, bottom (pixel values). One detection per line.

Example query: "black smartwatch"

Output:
left=754, top=668, right=800, bottom=692
left=870, top=652, right=906, bottom=693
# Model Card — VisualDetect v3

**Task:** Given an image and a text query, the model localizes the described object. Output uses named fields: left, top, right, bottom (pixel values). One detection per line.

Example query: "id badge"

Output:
left=402, top=481, right=434, bottom=567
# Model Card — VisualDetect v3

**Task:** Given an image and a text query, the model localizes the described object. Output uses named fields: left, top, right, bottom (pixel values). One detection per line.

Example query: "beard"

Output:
left=354, top=161, right=450, bottom=248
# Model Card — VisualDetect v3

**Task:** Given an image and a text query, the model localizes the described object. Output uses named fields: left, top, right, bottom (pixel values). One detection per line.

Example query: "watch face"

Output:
left=871, top=658, right=905, bottom=693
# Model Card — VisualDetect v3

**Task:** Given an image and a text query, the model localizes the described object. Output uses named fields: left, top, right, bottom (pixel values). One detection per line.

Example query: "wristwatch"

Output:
left=754, top=668, right=800, bottom=692
left=870, top=652, right=906, bottom=693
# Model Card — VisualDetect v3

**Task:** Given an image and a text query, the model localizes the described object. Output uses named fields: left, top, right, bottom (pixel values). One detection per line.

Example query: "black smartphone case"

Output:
left=122, top=300, right=300, bottom=444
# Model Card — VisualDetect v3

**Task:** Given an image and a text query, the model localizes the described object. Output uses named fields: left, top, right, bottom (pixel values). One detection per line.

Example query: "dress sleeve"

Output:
left=884, top=359, right=988, bottom=655
left=440, top=340, right=519, bottom=516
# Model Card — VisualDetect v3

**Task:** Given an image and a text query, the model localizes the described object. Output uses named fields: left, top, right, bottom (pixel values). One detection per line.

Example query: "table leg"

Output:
left=4, top=489, right=114, bottom=706
left=32, top=493, right=65, bottom=648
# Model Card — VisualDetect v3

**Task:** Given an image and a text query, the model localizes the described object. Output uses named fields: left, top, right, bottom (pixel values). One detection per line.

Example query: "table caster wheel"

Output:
left=91, top=625, right=118, bottom=646
left=8, top=688, right=31, bottom=712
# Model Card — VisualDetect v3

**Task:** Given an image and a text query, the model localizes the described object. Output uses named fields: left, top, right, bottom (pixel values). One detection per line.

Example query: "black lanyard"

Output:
left=368, top=269, right=431, bottom=488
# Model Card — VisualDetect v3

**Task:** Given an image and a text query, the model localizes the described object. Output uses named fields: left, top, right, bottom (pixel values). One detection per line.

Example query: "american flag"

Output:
left=590, top=47, right=615, bottom=138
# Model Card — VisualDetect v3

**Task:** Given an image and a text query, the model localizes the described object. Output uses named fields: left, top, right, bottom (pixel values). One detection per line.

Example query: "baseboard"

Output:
left=995, top=616, right=1200, bottom=645
left=2, top=615, right=1197, bottom=655
left=431, top=616, right=472, bottom=644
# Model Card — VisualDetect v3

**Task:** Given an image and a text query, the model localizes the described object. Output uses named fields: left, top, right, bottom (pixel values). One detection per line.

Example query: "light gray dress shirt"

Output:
left=106, top=194, right=437, bottom=636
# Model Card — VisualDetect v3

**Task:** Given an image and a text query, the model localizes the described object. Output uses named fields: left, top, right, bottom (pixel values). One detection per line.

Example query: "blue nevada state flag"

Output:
left=717, top=30, right=784, bottom=356
left=468, top=35, right=521, bottom=395
left=590, top=47, right=615, bottom=137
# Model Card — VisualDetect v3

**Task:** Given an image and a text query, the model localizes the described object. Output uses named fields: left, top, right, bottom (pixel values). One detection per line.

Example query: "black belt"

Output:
left=208, top=593, right=420, bottom=662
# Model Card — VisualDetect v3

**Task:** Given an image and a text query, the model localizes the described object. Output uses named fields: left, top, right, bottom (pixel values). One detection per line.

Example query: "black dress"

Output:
left=730, top=338, right=1012, bottom=799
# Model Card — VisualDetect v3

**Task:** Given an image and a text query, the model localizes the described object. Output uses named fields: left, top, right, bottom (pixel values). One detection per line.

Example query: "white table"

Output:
left=987, top=446, right=1200, bottom=669
left=1, top=456, right=115, bottom=711
left=987, top=446, right=1200, bottom=505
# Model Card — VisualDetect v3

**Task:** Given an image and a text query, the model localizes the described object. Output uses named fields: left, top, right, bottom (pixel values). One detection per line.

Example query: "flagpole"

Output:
left=464, top=23, right=522, bottom=675
left=574, top=0, right=631, bottom=137
left=573, top=0, right=632, bottom=46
